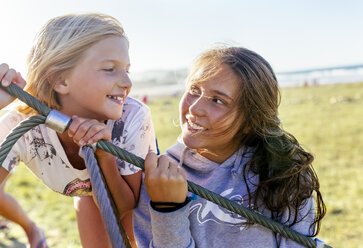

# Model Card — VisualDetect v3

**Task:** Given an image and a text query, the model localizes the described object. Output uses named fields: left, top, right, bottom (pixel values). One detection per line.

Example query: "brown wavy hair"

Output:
left=189, top=46, right=325, bottom=236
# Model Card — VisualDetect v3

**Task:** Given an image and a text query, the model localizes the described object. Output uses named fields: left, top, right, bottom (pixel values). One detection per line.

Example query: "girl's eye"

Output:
left=103, top=68, right=114, bottom=72
left=189, top=86, right=200, bottom=95
left=212, top=97, right=225, bottom=105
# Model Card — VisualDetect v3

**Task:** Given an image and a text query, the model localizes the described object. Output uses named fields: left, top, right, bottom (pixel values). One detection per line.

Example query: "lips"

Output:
left=106, top=94, right=125, bottom=104
left=186, top=113, right=206, bottom=132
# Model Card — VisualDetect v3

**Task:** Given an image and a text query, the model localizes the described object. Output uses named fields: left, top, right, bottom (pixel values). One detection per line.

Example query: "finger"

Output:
left=1, top=68, right=18, bottom=87
left=72, top=120, right=100, bottom=145
left=168, top=161, right=178, bottom=178
left=67, top=115, right=82, bottom=137
left=14, top=72, right=26, bottom=88
left=67, top=116, right=90, bottom=140
left=87, top=127, right=111, bottom=144
left=157, top=155, right=170, bottom=171
left=157, top=155, right=172, bottom=181
left=177, top=166, right=187, bottom=180
left=144, top=152, right=158, bottom=175
left=0, top=64, right=10, bottom=83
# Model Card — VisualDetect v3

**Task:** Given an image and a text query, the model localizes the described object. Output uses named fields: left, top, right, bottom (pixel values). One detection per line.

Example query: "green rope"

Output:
left=0, top=115, right=129, bottom=247
left=0, top=115, right=46, bottom=165
left=0, top=83, right=332, bottom=248
left=97, top=140, right=331, bottom=248
left=81, top=146, right=131, bottom=248
left=0, top=83, right=51, bottom=116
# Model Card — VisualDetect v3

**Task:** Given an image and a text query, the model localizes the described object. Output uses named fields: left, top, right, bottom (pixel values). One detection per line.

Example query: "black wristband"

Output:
left=150, top=197, right=191, bottom=213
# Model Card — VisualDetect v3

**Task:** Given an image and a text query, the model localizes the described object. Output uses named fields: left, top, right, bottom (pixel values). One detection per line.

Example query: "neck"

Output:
left=57, top=131, right=79, bottom=151
left=197, top=147, right=238, bottom=164
left=57, top=131, right=88, bottom=170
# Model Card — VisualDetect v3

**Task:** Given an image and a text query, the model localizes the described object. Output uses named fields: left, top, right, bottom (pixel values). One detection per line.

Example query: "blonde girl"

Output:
left=0, top=13, right=156, bottom=248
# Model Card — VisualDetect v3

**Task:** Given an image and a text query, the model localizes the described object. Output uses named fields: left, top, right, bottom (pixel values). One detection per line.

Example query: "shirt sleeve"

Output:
left=148, top=201, right=195, bottom=248
left=0, top=111, right=26, bottom=172
left=276, top=196, right=317, bottom=247
left=114, top=103, right=157, bottom=175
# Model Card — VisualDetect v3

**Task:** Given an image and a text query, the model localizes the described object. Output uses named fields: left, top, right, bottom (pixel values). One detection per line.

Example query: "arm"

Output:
left=0, top=167, right=10, bottom=185
left=0, top=109, right=25, bottom=184
left=95, top=149, right=141, bottom=217
left=0, top=64, right=26, bottom=109
left=144, top=153, right=194, bottom=248
left=68, top=117, right=138, bottom=217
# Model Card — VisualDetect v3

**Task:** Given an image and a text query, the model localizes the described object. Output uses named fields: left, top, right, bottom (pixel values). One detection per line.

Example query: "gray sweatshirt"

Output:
left=133, top=141, right=316, bottom=248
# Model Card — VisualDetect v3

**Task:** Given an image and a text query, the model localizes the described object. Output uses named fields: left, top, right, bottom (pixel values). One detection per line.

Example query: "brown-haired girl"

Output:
left=134, top=46, right=326, bottom=247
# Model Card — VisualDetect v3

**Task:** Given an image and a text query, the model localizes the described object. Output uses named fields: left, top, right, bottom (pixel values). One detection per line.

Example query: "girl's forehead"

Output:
left=189, top=64, right=240, bottom=87
left=81, top=36, right=129, bottom=62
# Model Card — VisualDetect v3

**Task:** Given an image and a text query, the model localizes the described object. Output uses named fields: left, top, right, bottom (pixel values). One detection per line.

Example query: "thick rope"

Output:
left=0, top=84, right=125, bottom=246
left=0, top=83, right=332, bottom=248
left=0, top=83, right=51, bottom=116
left=0, top=115, right=127, bottom=247
left=0, top=115, right=46, bottom=165
left=96, top=140, right=331, bottom=248
left=81, top=146, right=131, bottom=248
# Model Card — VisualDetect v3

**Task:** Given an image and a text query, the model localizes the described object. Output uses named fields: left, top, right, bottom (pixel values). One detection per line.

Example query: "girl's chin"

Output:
left=106, top=110, right=123, bottom=120
left=109, top=114, right=122, bottom=120
left=181, top=135, right=202, bottom=149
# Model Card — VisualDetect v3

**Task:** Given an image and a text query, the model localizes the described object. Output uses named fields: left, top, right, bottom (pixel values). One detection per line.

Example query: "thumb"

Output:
left=144, top=152, right=158, bottom=175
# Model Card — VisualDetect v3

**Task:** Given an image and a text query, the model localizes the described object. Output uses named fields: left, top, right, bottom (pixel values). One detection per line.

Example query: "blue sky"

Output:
left=1, top=0, right=363, bottom=74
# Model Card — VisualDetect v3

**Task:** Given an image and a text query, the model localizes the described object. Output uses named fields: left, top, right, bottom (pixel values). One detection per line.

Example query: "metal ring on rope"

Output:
left=0, top=83, right=332, bottom=248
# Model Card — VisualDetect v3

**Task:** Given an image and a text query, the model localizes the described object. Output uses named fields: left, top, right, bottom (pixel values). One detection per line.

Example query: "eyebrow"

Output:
left=99, top=59, right=131, bottom=67
left=211, top=89, right=235, bottom=101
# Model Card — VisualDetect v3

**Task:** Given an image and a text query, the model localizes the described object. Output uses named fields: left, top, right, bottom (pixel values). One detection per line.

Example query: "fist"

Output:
left=144, top=153, right=187, bottom=203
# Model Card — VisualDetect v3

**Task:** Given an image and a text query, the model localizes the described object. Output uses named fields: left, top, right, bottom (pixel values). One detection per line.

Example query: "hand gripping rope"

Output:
left=0, top=83, right=332, bottom=248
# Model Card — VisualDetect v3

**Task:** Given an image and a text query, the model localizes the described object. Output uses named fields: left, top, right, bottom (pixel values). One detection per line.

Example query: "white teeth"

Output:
left=189, top=121, right=205, bottom=130
left=186, top=114, right=206, bottom=130
left=107, top=95, right=124, bottom=101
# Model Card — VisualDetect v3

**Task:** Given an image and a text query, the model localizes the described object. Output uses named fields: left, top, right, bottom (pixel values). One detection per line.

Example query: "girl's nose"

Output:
left=117, top=70, right=132, bottom=89
left=189, top=96, right=206, bottom=116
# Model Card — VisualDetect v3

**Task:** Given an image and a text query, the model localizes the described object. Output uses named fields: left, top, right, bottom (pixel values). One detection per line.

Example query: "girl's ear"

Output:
left=53, top=80, right=70, bottom=94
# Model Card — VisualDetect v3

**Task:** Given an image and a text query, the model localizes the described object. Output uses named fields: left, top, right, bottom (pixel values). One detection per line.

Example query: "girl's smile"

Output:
left=106, top=94, right=125, bottom=104
left=186, top=113, right=207, bottom=132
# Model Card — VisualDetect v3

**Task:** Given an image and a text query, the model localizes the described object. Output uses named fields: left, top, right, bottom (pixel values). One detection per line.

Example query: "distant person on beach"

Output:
left=134, top=46, right=326, bottom=247
left=0, top=64, right=47, bottom=248
left=142, top=95, right=149, bottom=104
left=0, top=13, right=156, bottom=247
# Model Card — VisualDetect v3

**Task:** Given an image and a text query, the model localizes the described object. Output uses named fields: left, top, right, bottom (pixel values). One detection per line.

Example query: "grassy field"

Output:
left=1, top=82, right=362, bottom=247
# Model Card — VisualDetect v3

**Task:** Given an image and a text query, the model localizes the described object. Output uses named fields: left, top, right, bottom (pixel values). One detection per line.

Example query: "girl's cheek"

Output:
left=179, top=94, right=190, bottom=112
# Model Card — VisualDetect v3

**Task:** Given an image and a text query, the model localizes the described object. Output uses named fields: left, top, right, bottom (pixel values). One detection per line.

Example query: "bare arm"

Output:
left=68, top=116, right=140, bottom=217
left=0, top=167, right=10, bottom=185
left=95, top=149, right=141, bottom=218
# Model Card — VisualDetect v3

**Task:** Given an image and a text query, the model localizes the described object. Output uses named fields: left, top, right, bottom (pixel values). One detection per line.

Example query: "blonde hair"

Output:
left=20, top=13, right=126, bottom=114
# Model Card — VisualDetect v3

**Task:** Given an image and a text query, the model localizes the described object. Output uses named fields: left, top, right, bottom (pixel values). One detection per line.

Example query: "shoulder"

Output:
left=0, top=109, right=28, bottom=128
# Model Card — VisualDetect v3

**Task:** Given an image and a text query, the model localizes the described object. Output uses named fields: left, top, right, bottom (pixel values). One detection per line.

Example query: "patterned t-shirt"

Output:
left=0, top=97, right=156, bottom=197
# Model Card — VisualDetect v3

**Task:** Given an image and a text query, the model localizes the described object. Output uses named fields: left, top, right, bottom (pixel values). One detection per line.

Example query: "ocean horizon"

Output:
left=129, top=64, right=363, bottom=97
